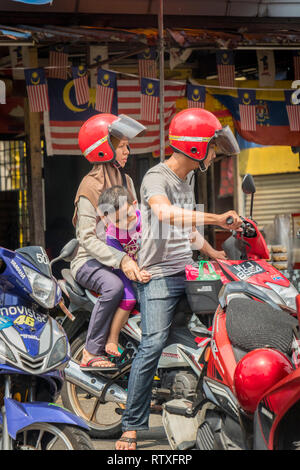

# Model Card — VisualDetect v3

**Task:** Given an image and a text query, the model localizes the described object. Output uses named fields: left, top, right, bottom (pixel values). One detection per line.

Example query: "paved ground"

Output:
left=92, top=414, right=170, bottom=450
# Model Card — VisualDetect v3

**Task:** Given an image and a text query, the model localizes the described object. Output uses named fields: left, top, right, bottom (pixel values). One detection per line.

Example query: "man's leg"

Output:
left=116, top=274, right=186, bottom=449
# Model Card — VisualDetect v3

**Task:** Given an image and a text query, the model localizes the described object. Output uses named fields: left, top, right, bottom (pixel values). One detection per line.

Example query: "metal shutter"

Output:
left=244, top=173, right=300, bottom=228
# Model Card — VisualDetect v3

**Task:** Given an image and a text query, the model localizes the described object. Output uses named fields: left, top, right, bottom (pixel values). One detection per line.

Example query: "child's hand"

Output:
left=140, top=269, right=151, bottom=283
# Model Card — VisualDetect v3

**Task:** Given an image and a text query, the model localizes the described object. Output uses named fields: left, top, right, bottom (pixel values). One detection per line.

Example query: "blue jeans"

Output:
left=122, top=273, right=186, bottom=431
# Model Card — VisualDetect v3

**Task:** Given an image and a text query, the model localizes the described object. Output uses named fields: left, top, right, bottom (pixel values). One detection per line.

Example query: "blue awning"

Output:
left=11, top=0, right=53, bottom=4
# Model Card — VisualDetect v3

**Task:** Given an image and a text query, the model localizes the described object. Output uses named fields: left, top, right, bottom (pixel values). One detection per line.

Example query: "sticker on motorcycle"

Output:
left=225, top=261, right=265, bottom=281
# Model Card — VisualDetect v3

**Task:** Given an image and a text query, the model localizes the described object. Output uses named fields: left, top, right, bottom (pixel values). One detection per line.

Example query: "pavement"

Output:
left=91, top=414, right=171, bottom=450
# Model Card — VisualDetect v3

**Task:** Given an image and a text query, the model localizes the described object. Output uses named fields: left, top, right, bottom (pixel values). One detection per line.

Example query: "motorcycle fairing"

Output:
left=254, top=367, right=300, bottom=450
left=216, top=259, right=290, bottom=288
left=4, top=397, right=89, bottom=439
left=208, top=307, right=237, bottom=390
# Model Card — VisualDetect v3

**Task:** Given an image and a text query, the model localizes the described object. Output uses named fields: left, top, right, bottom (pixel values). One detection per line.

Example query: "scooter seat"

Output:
left=226, top=298, right=298, bottom=356
left=61, top=269, right=85, bottom=296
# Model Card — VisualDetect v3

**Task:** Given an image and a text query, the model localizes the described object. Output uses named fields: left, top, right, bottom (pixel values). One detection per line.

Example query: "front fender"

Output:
left=4, top=398, right=89, bottom=439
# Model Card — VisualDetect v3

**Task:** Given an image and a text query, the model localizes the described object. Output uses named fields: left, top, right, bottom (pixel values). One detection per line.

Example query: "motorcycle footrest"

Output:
left=164, top=400, right=193, bottom=417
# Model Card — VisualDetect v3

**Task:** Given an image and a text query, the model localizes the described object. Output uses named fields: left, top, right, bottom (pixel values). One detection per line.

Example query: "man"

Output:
left=116, top=108, right=242, bottom=450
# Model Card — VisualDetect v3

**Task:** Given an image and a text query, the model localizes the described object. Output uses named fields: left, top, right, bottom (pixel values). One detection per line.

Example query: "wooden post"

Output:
left=24, top=47, right=45, bottom=247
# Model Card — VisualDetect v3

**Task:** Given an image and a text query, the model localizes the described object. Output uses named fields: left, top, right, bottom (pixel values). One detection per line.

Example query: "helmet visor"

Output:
left=209, top=125, right=240, bottom=156
left=109, top=114, right=147, bottom=140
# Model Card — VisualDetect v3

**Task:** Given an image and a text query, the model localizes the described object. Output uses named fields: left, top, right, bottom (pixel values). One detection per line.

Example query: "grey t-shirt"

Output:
left=138, top=162, right=195, bottom=278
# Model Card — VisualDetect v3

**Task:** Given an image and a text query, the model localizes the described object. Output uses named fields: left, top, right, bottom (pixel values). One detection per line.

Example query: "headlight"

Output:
left=22, top=265, right=57, bottom=309
left=47, top=336, right=67, bottom=369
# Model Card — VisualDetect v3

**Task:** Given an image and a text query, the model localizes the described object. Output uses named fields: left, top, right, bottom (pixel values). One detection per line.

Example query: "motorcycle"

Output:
left=162, top=174, right=300, bottom=450
left=51, top=241, right=208, bottom=439
left=52, top=176, right=299, bottom=442
left=0, top=243, right=94, bottom=450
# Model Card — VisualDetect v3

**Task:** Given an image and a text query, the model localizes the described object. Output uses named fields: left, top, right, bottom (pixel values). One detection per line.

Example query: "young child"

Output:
left=98, top=185, right=151, bottom=357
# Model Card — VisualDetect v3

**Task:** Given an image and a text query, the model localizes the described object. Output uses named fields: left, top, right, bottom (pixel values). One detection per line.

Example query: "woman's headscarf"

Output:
left=72, top=162, right=134, bottom=227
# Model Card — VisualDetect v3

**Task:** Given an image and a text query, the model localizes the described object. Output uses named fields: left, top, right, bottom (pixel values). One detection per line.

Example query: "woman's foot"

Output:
left=81, top=348, right=115, bottom=368
left=105, top=341, right=121, bottom=357
left=115, top=431, right=137, bottom=450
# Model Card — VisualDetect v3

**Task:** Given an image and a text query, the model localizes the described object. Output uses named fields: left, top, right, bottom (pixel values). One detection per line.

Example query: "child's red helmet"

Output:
left=78, top=113, right=146, bottom=163
left=169, top=108, right=240, bottom=171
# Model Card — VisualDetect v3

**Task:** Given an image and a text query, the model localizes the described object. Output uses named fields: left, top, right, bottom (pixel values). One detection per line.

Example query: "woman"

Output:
left=70, top=113, right=146, bottom=370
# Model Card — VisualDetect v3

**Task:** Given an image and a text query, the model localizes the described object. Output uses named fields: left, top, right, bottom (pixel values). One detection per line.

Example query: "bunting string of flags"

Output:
left=138, top=47, right=157, bottom=79
left=24, top=67, right=49, bottom=113
left=47, top=45, right=69, bottom=80
left=14, top=46, right=300, bottom=150
left=71, top=65, right=90, bottom=106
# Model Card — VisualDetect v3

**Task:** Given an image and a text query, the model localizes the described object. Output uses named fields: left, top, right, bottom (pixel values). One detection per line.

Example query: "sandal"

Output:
left=116, top=436, right=137, bottom=450
left=80, top=355, right=119, bottom=372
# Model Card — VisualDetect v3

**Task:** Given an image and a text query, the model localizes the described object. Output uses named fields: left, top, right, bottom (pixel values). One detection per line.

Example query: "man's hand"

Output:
left=217, top=210, right=242, bottom=231
left=208, top=249, right=227, bottom=260
left=120, top=255, right=143, bottom=282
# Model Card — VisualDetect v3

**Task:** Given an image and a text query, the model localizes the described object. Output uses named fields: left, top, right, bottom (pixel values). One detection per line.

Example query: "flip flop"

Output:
left=116, top=436, right=137, bottom=450
left=80, top=356, right=119, bottom=372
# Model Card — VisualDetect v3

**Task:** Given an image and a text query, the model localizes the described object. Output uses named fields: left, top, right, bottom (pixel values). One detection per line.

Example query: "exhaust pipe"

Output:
left=64, top=359, right=127, bottom=404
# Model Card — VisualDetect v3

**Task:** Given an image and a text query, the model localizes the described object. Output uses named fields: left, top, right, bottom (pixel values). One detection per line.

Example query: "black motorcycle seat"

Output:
left=62, top=269, right=85, bottom=296
left=226, top=298, right=298, bottom=356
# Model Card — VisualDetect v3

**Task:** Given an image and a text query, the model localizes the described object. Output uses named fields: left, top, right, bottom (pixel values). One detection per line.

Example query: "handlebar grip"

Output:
left=226, top=216, right=234, bottom=225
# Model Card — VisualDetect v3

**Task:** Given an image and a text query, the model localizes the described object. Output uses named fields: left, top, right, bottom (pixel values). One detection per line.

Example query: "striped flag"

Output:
left=96, top=69, right=116, bottom=113
left=71, top=65, right=90, bottom=105
left=44, top=78, right=186, bottom=156
left=187, top=83, right=205, bottom=108
left=25, top=68, right=49, bottom=112
left=285, top=90, right=300, bottom=131
left=238, top=89, right=257, bottom=131
left=48, top=45, right=68, bottom=80
left=138, top=48, right=157, bottom=79
left=216, top=50, right=235, bottom=88
left=140, top=77, right=159, bottom=123
left=294, top=51, right=300, bottom=80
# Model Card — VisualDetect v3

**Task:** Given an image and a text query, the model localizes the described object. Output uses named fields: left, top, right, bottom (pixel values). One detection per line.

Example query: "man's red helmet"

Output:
left=234, top=348, right=293, bottom=413
left=78, top=113, right=146, bottom=163
left=169, top=108, right=240, bottom=171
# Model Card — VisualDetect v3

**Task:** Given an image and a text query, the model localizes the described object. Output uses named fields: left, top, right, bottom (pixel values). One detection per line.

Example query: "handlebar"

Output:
left=226, top=215, right=256, bottom=237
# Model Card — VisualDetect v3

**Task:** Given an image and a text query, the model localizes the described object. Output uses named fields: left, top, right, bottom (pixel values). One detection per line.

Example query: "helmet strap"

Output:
left=199, top=160, right=207, bottom=172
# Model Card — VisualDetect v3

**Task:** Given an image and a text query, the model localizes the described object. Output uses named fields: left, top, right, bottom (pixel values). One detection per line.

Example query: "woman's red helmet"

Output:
left=169, top=108, right=240, bottom=171
left=78, top=113, right=146, bottom=163
left=234, top=348, right=293, bottom=413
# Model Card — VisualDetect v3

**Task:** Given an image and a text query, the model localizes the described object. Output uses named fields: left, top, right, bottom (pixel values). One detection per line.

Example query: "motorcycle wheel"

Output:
left=60, top=330, right=133, bottom=439
left=14, top=423, right=94, bottom=450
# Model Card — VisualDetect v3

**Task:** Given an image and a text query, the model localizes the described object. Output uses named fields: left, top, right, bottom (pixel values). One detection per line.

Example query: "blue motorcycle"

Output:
left=0, top=242, right=94, bottom=450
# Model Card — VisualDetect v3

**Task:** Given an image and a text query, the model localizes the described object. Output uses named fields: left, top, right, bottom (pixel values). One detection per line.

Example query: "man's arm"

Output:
left=190, top=229, right=227, bottom=260
left=148, top=194, right=242, bottom=231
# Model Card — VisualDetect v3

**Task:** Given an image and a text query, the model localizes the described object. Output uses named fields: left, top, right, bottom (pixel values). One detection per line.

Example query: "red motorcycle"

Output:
left=163, top=174, right=300, bottom=450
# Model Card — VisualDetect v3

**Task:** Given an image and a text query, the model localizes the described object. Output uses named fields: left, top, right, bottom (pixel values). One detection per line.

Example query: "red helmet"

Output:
left=78, top=113, right=146, bottom=163
left=169, top=108, right=240, bottom=171
left=234, top=348, right=293, bottom=413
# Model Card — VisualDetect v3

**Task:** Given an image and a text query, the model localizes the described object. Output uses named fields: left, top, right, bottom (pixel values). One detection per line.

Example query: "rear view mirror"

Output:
left=242, top=174, right=256, bottom=194
left=59, top=239, right=79, bottom=260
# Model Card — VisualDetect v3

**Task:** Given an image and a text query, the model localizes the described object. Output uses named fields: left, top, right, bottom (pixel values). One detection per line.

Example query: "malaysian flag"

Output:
left=294, top=51, right=300, bottom=80
left=140, top=77, right=159, bottom=123
left=96, top=69, right=116, bottom=113
left=285, top=90, right=300, bottom=131
left=187, top=83, right=205, bottom=108
left=25, top=68, right=49, bottom=112
left=216, top=50, right=235, bottom=88
left=238, top=89, right=257, bottom=131
left=138, top=48, right=157, bottom=79
left=48, top=45, right=68, bottom=80
left=44, top=78, right=186, bottom=156
left=72, top=65, right=90, bottom=105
